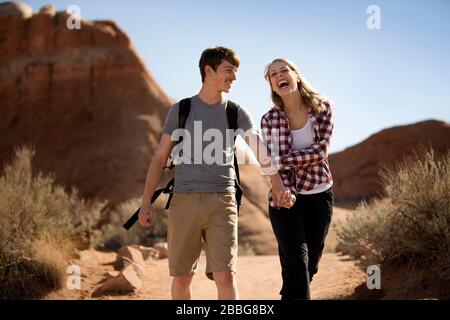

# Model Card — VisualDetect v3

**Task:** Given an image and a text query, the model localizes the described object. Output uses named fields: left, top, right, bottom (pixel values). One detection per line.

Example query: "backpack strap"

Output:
left=122, top=180, right=174, bottom=230
left=178, top=98, right=191, bottom=132
left=164, top=97, right=191, bottom=206
left=226, top=100, right=239, bottom=131
left=164, top=98, right=191, bottom=170
left=225, top=100, right=243, bottom=213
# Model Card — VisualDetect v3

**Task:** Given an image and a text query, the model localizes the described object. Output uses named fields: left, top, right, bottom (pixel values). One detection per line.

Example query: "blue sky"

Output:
left=25, top=0, right=450, bottom=153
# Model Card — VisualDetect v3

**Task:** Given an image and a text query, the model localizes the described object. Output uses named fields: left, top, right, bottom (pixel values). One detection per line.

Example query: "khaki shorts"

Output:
left=167, top=191, right=238, bottom=280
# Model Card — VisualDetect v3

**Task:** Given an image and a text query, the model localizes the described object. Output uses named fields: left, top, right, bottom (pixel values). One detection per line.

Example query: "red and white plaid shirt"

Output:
left=261, top=100, right=334, bottom=208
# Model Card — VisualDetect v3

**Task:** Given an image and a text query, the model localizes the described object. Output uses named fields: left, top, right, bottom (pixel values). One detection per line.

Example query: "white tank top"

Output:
left=291, top=116, right=332, bottom=195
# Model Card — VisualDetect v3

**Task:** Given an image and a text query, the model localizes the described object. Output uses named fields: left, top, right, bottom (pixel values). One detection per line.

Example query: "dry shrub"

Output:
left=0, top=146, right=106, bottom=299
left=336, top=149, right=450, bottom=283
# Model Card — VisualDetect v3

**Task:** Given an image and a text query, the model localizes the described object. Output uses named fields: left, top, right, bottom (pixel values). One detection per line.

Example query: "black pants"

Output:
left=269, top=187, right=334, bottom=300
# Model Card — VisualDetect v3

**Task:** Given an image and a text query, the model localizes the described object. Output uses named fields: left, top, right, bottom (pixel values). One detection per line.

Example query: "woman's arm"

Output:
left=279, top=103, right=334, bottom=170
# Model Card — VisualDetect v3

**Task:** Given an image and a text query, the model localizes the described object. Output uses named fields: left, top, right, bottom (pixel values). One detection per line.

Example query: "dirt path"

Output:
left=45, top=207, right=367, bottom=300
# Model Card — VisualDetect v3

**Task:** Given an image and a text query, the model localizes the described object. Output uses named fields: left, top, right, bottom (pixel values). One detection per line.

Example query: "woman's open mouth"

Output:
left=277, top=79, right=289, bottom=90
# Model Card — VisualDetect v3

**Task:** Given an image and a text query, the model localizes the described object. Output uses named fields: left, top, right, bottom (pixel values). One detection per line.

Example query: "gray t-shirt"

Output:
left=163, top=94, right=257, bottom=192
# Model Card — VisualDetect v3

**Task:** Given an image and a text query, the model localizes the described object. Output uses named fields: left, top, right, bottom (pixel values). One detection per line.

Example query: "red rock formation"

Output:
left=0, top=2, right=173, bottom=205
left=329, top=119, right=450, bottom=203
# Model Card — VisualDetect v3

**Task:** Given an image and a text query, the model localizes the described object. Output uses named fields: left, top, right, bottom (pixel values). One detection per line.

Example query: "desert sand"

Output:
left=44, top=207, right=367, bottom=300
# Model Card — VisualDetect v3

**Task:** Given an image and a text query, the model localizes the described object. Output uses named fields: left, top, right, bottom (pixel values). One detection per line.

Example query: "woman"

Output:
left=261, top=58, right=334, bottom=300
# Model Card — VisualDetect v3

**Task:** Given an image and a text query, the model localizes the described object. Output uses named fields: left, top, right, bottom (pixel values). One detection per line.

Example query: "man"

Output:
left=138, top=46, right=292, bottom=300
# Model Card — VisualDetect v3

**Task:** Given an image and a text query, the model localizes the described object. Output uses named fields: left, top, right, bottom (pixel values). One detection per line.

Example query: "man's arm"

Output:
left=244, top=129, right=295, bottom=208
left=139, top=133, right=175, bottom=226
left=243, top=128, right=274, bottom=170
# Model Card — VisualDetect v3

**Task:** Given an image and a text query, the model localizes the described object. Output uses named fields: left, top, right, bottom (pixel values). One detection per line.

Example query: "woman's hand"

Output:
left=270, top=175, right=296, bottom=209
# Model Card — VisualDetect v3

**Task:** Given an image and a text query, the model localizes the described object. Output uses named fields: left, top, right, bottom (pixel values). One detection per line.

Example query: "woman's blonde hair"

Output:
left=264, top=58, right=328, bottom=114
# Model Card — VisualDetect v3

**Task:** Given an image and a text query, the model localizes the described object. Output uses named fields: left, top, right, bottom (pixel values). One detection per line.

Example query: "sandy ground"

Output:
left=45, top=207, right=367, bottom=300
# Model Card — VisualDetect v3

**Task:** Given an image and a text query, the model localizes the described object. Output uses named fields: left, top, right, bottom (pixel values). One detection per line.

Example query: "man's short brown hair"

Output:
left=199, top=46, right=240, bottom=82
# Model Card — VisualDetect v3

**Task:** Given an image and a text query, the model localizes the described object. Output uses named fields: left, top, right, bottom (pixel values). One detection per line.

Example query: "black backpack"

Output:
left=123, top=98, right=243, bottom=230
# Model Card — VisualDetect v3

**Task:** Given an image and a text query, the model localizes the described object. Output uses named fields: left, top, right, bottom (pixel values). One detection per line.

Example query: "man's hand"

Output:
left=138, top=202, right=154, bottom=227
left=137, top=133, right=175, bottom=229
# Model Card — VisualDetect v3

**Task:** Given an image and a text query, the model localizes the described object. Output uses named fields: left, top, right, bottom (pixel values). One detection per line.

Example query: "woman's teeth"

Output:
left=278, top=80, right=289, bottom=89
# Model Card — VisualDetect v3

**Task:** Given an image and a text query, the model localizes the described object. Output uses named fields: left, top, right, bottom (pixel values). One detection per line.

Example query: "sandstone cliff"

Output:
left=0, top=2, right=173, bottom=205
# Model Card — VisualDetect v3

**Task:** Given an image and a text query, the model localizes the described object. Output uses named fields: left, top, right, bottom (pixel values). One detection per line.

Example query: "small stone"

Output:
left=153, top=242, right=168, bottom=259
left=96, top=265, right=141, bottom=292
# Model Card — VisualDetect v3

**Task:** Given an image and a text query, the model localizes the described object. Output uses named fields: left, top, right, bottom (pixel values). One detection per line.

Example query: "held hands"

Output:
left=138, top=202, right=154, bottom=227
left=271, top=179, right=296, bottom=209
left=273, top=190, right=296, bottom=208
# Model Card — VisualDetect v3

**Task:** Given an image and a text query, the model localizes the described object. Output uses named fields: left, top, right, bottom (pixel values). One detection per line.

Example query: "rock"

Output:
left=153, top=242, right=168, bottom=259
left=134, top=245, right=160, bottom=260
left=38, top=4, right=55, bottom=16
left=103, top=271, right=120, bottom=280
left=96, top=265, right=141, bottom=292
left=121, top=256, right=144, bottom=276
left=0, top=1, right=32, bottom=18
left=113, top=245, right=144, bottom=270
left=0, top=7, right=173, bottom=208
left=79, top=250, right=93, bottom=261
